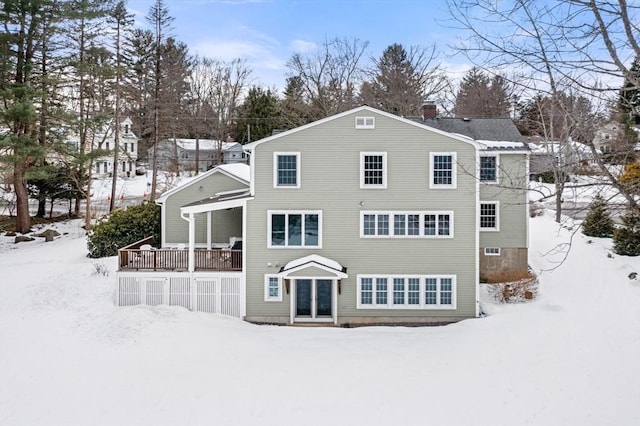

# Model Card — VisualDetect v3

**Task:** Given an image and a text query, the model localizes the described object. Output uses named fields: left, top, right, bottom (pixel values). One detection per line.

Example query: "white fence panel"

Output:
left=169, top=277, right=191, bottom=309
left=118, top=276, right=141, bottom=306
left=116, top=272, right=243, bottom=319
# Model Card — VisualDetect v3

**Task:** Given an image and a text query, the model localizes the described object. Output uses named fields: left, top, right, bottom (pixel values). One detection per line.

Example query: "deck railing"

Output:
left=118, top=238, right=242, bottom=272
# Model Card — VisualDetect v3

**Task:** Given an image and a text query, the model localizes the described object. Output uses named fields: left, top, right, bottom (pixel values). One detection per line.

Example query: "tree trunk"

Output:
left=13, top=163, right=31, bottom=233
left=37, top=199, right=46, bottom=217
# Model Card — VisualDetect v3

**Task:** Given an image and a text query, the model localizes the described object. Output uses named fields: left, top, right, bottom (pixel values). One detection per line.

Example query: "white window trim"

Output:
left=480, top=154, right=499, bottom=184
left=360, top=152, right=387, bottom=189
left=273, top=152, right=301, bottom=189
left=356, top=274, right=457, bottom=310
left=430, top=152, right=457, bottom=189
left=355, top=116, right=375, bottom=129
left=484, top=247, right=501, bottom=256
left=267, top=210, right=323, bottom=249
left=480, top=201, right=500, bottom=232
left=264, top=275, right=283, bottom=302
left=360, top=211, right=454, bottom=238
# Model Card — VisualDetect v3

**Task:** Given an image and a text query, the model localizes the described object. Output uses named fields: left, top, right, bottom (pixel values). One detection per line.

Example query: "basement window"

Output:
left=484, top=247, right=501, bottom=256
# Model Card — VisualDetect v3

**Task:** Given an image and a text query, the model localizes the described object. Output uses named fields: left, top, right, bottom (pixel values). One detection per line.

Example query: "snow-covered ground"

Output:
left=0, top=176, right=639, bottom=426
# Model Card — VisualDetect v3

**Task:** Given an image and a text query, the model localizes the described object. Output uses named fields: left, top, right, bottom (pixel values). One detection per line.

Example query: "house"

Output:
left=80, top=117, right=139, bottom=178
left=147, top=138, right=246, bottom=173
left=116, top=106, right=529, bottom=326
left=528, top=137, right=596, bottom=180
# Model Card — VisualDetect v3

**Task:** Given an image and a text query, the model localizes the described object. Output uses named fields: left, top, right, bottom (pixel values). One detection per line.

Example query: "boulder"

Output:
left=14, top=235, right=35, bottom=243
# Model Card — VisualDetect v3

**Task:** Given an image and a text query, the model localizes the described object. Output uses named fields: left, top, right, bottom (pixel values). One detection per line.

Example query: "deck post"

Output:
left=207, top=211, right=212, bottom=249
left=188, top=213, right=195, bottom=272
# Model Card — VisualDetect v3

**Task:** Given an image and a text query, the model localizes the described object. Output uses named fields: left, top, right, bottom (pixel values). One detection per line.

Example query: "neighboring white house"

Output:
left=528, top=137, right=596, bottom=179
left=147, top=138, right=247, bottom=173
left=64, top=117, right=139, bottom=178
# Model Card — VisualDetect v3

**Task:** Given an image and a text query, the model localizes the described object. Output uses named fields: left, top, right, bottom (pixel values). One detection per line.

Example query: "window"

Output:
left=430, top=152, right=456, bottom=188
left=274, top=152, right=300, bottom=188
left=264, top=275, right=282, bottom=301
left=95, top=163, right=100, bottom=174
left=480, top=202, right=499, bottom=231
left=484, top=247, right=501, bottom=256
left=355, top=116, right=375, bottom=129
left=480, top=155, right=497, bottom=183
left=130, top=143, right=135, bottom=153
left=106, top=142, right=110, bottom=151
left=360, top=152, right=387, bottom=188
left=103, top=162, right=108, bottom=173
left=123, top=143, right=127, bottom=153
left=358, top=275, right=456, bottom=309
left=268, top=211, right=321, bottom=248
left=124, top=124, right=130, bottom=134
left=361, top=211, right=453, bottom=238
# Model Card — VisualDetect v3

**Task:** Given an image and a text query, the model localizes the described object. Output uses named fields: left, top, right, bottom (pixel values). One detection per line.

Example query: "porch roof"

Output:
left=278, top=254, right=348, bottom=279
left=180, top=189, right=252, bottom=215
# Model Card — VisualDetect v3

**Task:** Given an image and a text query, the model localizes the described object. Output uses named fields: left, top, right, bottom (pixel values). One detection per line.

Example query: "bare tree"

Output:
left=287, top=37, right=369, bottom=120
left=447, top=0, right=640, bottom=218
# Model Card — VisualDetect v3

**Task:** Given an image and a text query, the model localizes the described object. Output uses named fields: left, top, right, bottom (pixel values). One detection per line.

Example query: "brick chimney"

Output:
left=422, top=101, right=437, bottom=120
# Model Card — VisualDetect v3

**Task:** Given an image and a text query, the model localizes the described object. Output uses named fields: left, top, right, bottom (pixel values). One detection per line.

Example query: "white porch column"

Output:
left=207, top=211, right=212, bottom=249
left=188, top=212, right=195, bottom=272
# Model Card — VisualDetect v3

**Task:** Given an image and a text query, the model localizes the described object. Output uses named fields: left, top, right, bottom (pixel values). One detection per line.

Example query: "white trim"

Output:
left=360, top=152, right=387, bottom=189
left=356, top=274, right=457, bottom=310
left=180, top=196, right=250, bottom=215
left=273, top=152, right=301, bottom=188
left=264, top=275, right=283, bottom=301
left=290, top=278, right=338, bottom=323
left=429, top=152, right=457, bottom=189
left=156, top=164, right=249, bottom=203
left=267, top=210, right=322, bottom=248
left=360, top=211, right=454, bottom=238
left=480, top=201, right=500, bottom=232
left=355, top=116, right=375, bottom=129
left=242, top=106, right=483, bottom=153
left=479, top=154, right=499, bottom=184
left=484, top=247, right=501, bottom=256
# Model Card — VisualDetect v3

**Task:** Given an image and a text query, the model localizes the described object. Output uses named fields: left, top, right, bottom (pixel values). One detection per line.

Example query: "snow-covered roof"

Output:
left=155, top=163, right=250, bottom=203
left=173, top=139, right=241, bottom=152
left=477, top=140, right=529, bottom=152
left=278, top=254, right=348, bottom=278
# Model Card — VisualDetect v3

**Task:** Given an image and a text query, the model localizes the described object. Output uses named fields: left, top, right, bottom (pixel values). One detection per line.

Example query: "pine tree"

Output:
left=613, top=206, right=640, bottom=256
left=581, top=195, right=614, bottom=238
left=454, top=67, right=511, bottom=118
left=235, top=86, right=283, bottom=143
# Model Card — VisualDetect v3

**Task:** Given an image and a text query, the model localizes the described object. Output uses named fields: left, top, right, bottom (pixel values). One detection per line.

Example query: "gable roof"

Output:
left=170, top=139, right=241, bottom=152
left=243, top=105, right=482, bottom=153
left=155, top=163, right=250, bottom=203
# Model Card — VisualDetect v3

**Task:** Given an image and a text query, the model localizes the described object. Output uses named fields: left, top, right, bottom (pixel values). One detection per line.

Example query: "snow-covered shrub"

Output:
left=613, top=206, right=640, bottom=256
left=581, top=194, right=614, bottom=238
left=87, top=202, right=160, bottom=258
left=484, top=269, right=538, bottom=303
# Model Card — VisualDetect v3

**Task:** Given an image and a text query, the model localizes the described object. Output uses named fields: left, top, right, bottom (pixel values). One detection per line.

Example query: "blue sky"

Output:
left=127, top=0, right=470, bottom=91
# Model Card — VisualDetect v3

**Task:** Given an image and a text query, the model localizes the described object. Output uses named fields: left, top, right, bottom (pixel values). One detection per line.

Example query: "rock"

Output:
left=5, top=231, right=16, bottom=237
left=34, top=229, right=60, bottom=238
left=629, top=272, right=638, bottom=280
left=14, top=235, right=35, bottom=243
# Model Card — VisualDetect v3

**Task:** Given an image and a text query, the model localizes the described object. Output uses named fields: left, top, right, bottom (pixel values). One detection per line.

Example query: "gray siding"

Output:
left=480, top=153, right=528, bottom=248
left=245, top=110, right=479, bottom=323
left=162, top=173, right=247, bottom=246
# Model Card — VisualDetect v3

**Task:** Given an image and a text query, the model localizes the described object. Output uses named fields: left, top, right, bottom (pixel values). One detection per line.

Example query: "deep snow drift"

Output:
left=0, top=203, right=639, bottom=425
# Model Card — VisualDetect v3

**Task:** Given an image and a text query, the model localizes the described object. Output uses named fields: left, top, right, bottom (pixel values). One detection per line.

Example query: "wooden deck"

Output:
left=118, top=237, right=242, bottom=272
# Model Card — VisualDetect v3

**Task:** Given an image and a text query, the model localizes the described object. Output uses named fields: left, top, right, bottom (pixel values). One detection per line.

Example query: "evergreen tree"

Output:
left=619, top=55, right=640, bottom=126
left=280, top=75, right=312, bottom=128
left=581, top=195, right=614, bottom=238
left=235, top=86, right=282, bottom=142
left=613, top=206, right=640, bottom=256
left=454, top=67, right=511, bottom=118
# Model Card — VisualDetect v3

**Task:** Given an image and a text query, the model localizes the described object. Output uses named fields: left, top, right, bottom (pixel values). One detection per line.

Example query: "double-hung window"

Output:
left=268, top=211, right=321, bottom=248
left=274, top=152, right=300, bottom=188
left=430, top=152, right=456, bottom=188
left=361, top=211, right=453, bottom=238
left=480, top=155, right=498, bottom=183
left=360, top=152, right=387, bottom=188
left=480, top=201, right=499, bottom=231
left=358, top=275, right=456, bottom=309
left=355, top=116, right=375, bottom=129
left=264, top=275, right=282, bottom=301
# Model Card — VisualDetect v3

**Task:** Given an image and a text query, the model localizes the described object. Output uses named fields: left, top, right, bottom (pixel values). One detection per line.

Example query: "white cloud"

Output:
left=289, top=39, right=316, bottom=53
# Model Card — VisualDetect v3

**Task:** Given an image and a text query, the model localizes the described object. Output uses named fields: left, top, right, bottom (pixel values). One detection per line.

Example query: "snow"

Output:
left=1, top=196, right=639, bottom=425
left=477, top=140, right=528, bottom=150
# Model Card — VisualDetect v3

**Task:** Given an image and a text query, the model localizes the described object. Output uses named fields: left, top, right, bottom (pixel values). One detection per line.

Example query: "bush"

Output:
left=581, top=194, right=614, bottom=238
left=484, top=269, right=538, bottom=303
left=613, top=206, right=640, bottom=256
left=87, top=202, right=161, bottom=258
left=620, top=163, right=640, bottom=195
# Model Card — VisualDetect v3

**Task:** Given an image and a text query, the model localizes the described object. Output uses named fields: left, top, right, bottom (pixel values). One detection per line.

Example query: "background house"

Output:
left=147, top=138, right=246, bottom=173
